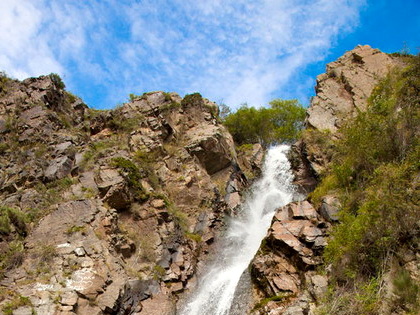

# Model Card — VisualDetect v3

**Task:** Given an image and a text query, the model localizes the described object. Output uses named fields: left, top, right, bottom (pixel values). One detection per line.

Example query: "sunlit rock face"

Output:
left=306, top=45, right=401, bottom=133
left=0, top=75, right=252, bottom=314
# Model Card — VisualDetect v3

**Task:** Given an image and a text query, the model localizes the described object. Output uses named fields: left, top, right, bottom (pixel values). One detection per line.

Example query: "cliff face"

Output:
left=250, top=46, right=415, bottom=315
left=290, top=45, right=404, bottom=187
left=0, top=75, right=256, bottom=314
left=306, top=45, right=402, bottom=132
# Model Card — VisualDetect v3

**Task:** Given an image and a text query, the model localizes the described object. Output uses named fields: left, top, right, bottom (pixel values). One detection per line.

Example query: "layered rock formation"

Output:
left=0, top=75, right=252, bottom=314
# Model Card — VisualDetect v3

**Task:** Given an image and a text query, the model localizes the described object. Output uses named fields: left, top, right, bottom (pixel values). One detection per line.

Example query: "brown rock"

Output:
left=307, top=45, right=401, bottom=132
left=60, top=291, right=78, bottom=306
left=103, top=182, right=131, bottom=211
left=151, top=199, right=165, bottom=209
left=44, top=155, right=74, bottom=181
left=185, top=126, right=235, bottom=175
left=289, top=201, right=318, bottom=220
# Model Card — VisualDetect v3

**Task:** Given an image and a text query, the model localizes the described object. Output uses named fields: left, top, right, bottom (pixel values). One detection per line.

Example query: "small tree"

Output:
left=223, top=98, right=305, bottom=147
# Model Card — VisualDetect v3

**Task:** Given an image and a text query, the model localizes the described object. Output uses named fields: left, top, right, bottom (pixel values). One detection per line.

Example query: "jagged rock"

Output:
left=252, top=201, right=328, bottom=312
left=306, top=45, right=401, bottom=132
left=0, top=74, right=253, bottom=315
left=185, top=126, right=235, bottom=175
left=288, top=141, right=319, bottom=193
left=103, top=182, right=132, bottom=211
left=44, top=155, right=74, bottom=181
left=307, top=274, right=328, bottom=301
left=237, top=143, right=264, bottom=178
left=288, top=201, right=318, bottom=220
left=112, top=279, right=160, bottom=315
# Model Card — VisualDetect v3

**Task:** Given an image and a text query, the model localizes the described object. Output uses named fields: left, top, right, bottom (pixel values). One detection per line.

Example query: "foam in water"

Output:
left=180, top=145, right=294, bottom=315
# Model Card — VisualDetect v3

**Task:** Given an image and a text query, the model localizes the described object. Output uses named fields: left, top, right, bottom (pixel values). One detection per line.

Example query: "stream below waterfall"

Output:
left=179, top=145, right=295, bottom=315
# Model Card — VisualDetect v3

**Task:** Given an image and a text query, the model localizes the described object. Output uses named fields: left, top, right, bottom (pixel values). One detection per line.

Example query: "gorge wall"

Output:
left=0, top=75, right=260, bottom=314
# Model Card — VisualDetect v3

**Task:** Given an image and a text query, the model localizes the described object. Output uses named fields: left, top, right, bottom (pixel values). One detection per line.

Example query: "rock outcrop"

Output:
left=291, top=45, right=404, bottom=181
left=306, top=45, right=402, bottom=133
left=0, top=75, right=248, bottom=314
left=251, top=201, right=329, bottom=314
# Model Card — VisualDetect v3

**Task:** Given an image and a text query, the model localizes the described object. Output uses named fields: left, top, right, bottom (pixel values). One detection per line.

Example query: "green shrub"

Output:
left=111, top=157, right=149, bottom=201
left=0, top=143, right=8, bottom=154
left=316, top=278, right=380, bottom=315
left=129, top=93, right=141, bottom=101
left=109, top=111, right=144, bottom=132
left=48, top=73, right=65, bottom=89
left=0, top=207, right=28, bottom=236
left=0, top=71, right=11, bottom=96
left=0, top=240, right=25, bottom=277
left=181, top=93, right=203, bottom=107
left=391, top=267, right=420, bottom=313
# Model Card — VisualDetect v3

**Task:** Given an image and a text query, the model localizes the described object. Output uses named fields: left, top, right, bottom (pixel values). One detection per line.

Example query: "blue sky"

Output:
left=0, top=0, right=418, bottom=110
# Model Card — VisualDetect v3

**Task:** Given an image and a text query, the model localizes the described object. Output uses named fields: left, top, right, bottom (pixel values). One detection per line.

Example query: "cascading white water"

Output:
left=180, top=145, right=295, bottom=315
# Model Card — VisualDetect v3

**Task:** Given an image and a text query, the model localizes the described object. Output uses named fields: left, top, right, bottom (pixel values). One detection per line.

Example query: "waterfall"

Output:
left=179, top=145, right=294, bottom=315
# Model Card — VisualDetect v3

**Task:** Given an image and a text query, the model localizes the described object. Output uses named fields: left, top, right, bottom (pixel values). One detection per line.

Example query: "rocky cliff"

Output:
left=249, top=45, right=418, bottom=315
left=0, top=74, right=260, bottom=315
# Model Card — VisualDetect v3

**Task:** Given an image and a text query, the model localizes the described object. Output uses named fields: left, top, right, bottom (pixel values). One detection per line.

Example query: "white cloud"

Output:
left=0, top=0, right=365, bottom=109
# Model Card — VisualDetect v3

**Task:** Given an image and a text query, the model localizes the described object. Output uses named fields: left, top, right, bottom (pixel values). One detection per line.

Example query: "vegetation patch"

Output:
left=111, top=157, right=149, bottom=201
left=66, top=225, right=86, bottom=235
left=1, top=293, right=33, bottom=315
left=181, top=92, right=203, bottom=108
left=253, top=293, right=292, bottom=310
left=48, top=73, right=65, bottom=89
left=0, top=206, right=28, bottom=236
left=0, top=240, right=25, bottom=278
left=223, top=98, right=306, bottom=147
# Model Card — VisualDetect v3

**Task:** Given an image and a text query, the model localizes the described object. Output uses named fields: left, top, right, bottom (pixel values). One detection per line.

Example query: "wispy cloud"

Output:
left=0, top=0, right=365, bottom=109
